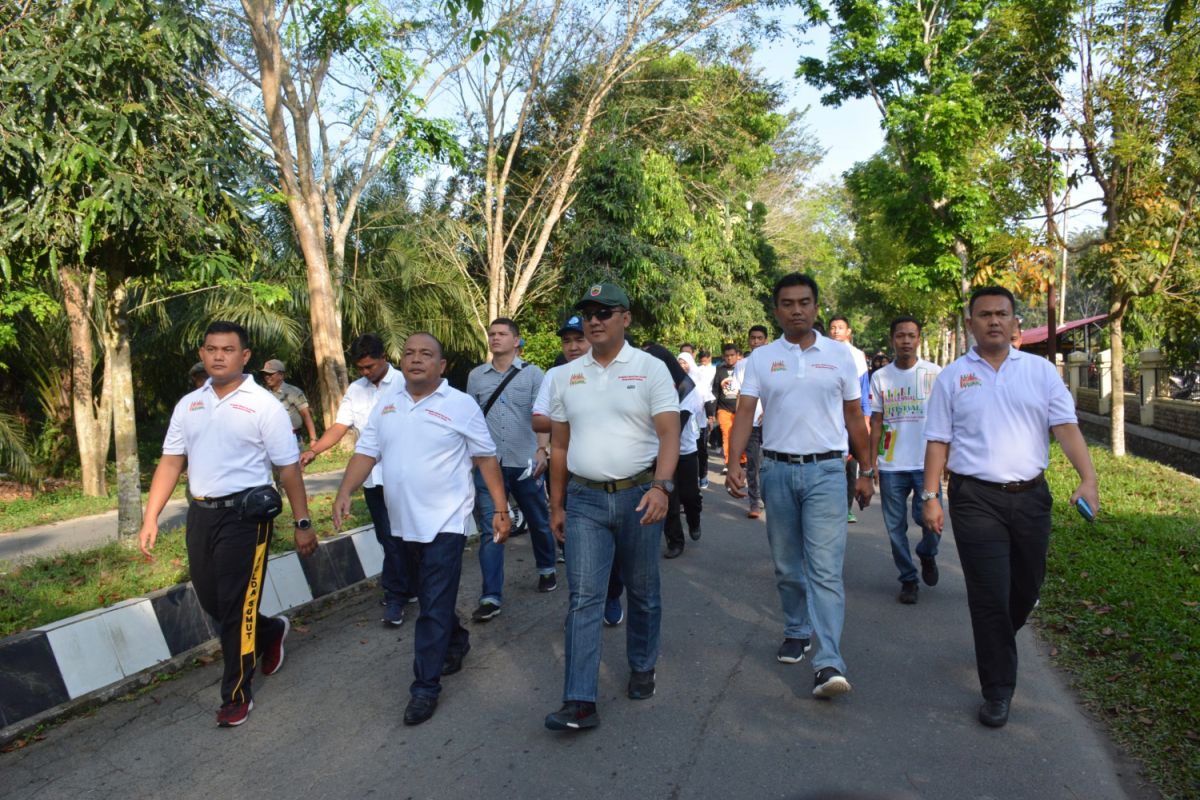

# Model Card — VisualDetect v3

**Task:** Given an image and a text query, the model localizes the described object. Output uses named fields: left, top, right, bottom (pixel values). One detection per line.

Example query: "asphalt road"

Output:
left=0, top=464, right=1154, bottom=800
left=0, top=471, right=348, bottom=566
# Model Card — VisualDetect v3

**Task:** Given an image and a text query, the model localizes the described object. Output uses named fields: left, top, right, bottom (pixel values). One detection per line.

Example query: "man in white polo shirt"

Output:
left=138, top=321, right=315, bottom=728
left=333, top=332, right=509, bottom=727
left=301, top=333, right=416, bottom=626
left=543, top=283, right=679, bottom=731
left=869, top=315, right=943, bottom=605
left=923, top=286, right=1099, bottom=728
left=726, top=273, right=875, bottom=700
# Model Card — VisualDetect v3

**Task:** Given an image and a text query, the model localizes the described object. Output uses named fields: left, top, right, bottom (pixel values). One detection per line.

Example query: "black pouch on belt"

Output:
left=239, top=485, right=283, bottom=522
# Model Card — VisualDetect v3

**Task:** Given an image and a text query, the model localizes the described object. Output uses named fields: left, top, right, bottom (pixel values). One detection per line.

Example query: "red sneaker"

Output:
left=261, top=615, right=290, bottom=676
left=216, top=699, right=254, bottom=727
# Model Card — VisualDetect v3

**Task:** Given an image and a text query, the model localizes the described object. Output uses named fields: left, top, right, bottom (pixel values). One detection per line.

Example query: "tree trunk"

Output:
left=1108, top=299, right=1126, bottom=457
left=60, top=266, right=111, bottom=496
left=953, top=236, right=971, bottom=357
left=296, top=203, right=348, bottom=429
left=103, top=262, right=143, bottom=536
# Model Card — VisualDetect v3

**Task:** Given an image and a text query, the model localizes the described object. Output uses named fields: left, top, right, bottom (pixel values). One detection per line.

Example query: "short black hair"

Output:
left=771, top=273, right=820, bottom=306
left=697, top=349, right=711, bottom=359
left=679, top=342, right=695, bottom=352
left=405, top=332, right=444, bottom=358
left=829, top=314, right=850, bottom=327
left=889, top=315, right=923, bottom=336
left=968, top=286, right=1017, bottom=315
left=490, top=317, right=519, bottom=337
left=721, top=342, right=739, bottom=354
left=349, top=333, right=386, bottom=362
left=204, top=321, right=249, bottom=350
left=749, top=325, right=769, bottom=337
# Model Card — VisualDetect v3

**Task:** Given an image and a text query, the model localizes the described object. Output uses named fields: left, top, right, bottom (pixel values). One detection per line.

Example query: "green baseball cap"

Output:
left=574, top=282, right=631, bottom=310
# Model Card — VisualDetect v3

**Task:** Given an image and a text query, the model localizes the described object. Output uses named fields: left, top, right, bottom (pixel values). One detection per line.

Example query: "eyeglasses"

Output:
left=580, top=307, right=624, bottom=321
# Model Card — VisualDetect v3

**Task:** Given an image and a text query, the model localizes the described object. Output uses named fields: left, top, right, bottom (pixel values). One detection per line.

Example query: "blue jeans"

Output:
left=363, top=486, right=417, bottom=603
left=760, top=456, right=848, bottom=674
left=407, top=532, right=470, bottom=699
left=879, top=470, right=941, bottom=584
left=562, top=481, right=663, bottom=703
left=475, top=466, right=558, bottom=605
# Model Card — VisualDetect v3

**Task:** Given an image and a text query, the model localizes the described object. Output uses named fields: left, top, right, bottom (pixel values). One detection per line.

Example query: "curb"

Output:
left=0, top=524, right=382, bottom=744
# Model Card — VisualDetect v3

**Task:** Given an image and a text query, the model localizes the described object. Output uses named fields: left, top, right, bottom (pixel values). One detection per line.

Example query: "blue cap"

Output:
left=557, top=314, right=584, bottom=336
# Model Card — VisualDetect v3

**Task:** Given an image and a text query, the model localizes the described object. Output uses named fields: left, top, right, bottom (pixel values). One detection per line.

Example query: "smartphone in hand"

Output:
left=1075, top=496, right=1096, bottom=523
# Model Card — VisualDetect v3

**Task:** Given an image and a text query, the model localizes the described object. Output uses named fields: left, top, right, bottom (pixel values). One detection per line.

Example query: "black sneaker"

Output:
left=537, top=573, right=558, bottom=593
left=545, top=701, right=599, bottom=731
left=442, top=641, right=471, bottom=676
left=627, top=670, right=656, bottom=700
left=471, top=602, right=501, bottom=622
left=898, top=580, right=919, bottom=605
left=664, top=544, right=683, bottom=559
left=689, top=525, right=701, bottom=541
left=776, top=637, right=812, bottom=664
left=921, top=556, right=939, bottom=587
left=813, top=667, right=852, bottom=699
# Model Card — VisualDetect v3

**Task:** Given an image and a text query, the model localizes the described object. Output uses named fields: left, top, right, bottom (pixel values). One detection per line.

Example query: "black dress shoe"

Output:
left=442, top=641, right=471, bottom=676
left=664, top=544, right=683, bottom=559
left=978, top=698, right=1010, bottom=728
left=404, top=694, right=438, bottom=726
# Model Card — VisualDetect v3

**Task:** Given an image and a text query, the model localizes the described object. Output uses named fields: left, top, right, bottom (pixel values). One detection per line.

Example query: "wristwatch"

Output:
left=651, top=479, right=674, bottom=495
left=920, top=490, right=939, bottom=502
left=294, top=518, right=312, bottom=530
left=860, top=467, right=876, bottom=478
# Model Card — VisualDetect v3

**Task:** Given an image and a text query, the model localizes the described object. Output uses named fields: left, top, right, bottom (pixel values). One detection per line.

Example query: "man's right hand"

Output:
left=138, top=522, right=159, bottom=558
left=299, top=449, right=317, bottom=468
left=550, top=505, right=566, bottom=543
left=924, top=498, right=945, bottom=534
left=725, top=463, right=747, bottom=498
left=332, top=493, right=353, bottom=531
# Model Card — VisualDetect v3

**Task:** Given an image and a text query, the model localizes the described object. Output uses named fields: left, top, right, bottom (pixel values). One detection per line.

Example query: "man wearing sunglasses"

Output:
left=543, top=283, right=680, bottom=731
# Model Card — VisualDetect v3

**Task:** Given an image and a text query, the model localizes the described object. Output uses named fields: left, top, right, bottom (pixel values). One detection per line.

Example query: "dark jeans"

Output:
left=186, top=503, right=284, bottom=705
left=475, top=466, right=558, bottom=606
left=845, top=455, right=858, bottom=511
left=664, top=451, right=702, bottom=548
left=949, top=475, right=1052, bottom=701
left=696, top=426, right=709, bottom=483
left=407, top=532, right=471, bottom=699
left=746, top=427, right=763, bottom=508
left=363, top=486, right=417, bottom=603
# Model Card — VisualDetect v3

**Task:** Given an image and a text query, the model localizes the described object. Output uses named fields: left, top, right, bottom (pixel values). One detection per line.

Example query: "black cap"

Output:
left=557, top=314, right=584, bottom=336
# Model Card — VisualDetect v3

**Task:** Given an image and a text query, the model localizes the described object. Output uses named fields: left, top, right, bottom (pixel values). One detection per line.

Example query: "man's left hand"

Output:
left=854, top=475, right=875, bottom=508
left=532, top=449, right=549, bottom=479
left=492, top=510, right=512, bottom=543
left=294, top=528, right=318, bottom=558
left=636, top=485, right=669, bottom=525
left=1070, top=480, right=1100, bottom=520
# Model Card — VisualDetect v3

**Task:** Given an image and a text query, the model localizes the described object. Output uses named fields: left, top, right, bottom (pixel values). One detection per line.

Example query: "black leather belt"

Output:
left=191, top=491, right=245, bottom=509
left=952, top=472, right=1045, bottom=493
left=570, top=466, right=655, bottom=493
left=763, top=449, right=843, bottom=464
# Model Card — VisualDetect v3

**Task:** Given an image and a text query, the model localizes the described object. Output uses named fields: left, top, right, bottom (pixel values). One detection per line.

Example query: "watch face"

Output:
left=295, top=518, right=312, bottom=530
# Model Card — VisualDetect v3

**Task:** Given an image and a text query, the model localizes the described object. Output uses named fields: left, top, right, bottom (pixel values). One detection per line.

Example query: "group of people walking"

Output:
left=137, top=273, right=1099, bottom=734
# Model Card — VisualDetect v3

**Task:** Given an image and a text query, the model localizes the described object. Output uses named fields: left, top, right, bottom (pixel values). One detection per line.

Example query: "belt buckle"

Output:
left=603, top=480, right=618, bottom=493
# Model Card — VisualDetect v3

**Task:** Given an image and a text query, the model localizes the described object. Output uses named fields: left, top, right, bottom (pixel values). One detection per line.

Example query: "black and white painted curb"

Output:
left=0, top=524, right=388, bottom=740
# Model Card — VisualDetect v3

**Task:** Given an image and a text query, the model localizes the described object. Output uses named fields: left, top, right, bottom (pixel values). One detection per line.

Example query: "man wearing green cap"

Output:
left=543, top=283, right=680, bottom=731
left=261, top=358, right=317, bottom=445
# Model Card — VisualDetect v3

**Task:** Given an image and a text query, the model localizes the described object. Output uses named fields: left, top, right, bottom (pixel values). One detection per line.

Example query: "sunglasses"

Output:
left=580, top=306, right=625, bottom=321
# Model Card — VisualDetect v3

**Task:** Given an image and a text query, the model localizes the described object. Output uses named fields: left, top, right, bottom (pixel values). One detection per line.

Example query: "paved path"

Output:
left=0, top=464, right=1153, bottom=800
left=0, top=470, right=348, bottom=566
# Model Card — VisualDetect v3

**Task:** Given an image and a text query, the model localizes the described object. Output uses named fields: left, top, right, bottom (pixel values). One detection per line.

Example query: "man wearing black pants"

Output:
left=923, top=287, right=1099, bottom=728
left=736, top=325, right=770, bottom=518
left=140, top=321, right=316, bottom=728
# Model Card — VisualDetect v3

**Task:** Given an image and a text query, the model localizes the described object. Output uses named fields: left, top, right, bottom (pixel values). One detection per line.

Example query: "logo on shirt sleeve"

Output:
left=959, top=373, right=983, bottom=389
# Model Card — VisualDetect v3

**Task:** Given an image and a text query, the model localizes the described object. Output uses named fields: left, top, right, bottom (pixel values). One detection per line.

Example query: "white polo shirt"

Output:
left=334, top=364, right=400, bottom=489
left=739, top=333, right=861, bottom=456
left=869, top=359, right=941, bottom=471
left=548, top=342, right=678, bottom=481
left=355, top=379, right=496, bottom=542
left=532, top=362, right=564, bottom=419
left=162, top=375, right=299, bottom=498
left=925, top=346, right=1077, bottom=483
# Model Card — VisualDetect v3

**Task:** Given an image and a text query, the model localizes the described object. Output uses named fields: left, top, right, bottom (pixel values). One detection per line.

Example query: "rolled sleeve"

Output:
left=263, top=403, right=301, bottom=466
left=334, top=386, right=358, bottom=428
left=739, top=354, right=761, bottom=399
left=924, top=371, right=954, bottom=442
left=162, top=402, right=187, bottom=456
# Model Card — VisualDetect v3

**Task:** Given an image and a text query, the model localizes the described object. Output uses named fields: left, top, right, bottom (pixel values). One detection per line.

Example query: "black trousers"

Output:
left=364, top=486, right=419, bottom=603
left=186, top=503, right=284, bottom=705
left=948, top=475, right=1052, bottom=701
left=406, top=532, right=470, bottom=698
left=745, top=426, right=763, bottom=508
left=845, top=455, right=858, bottom=511
left=696, top=425, right=710, bottom=483
left=664, top=451, right=702, bottom=548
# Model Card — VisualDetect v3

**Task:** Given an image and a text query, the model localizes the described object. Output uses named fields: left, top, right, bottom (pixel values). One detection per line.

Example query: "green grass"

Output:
left=0, top=494, right=370, bottom=638
left=1039, top=444, right=1200, bottom=800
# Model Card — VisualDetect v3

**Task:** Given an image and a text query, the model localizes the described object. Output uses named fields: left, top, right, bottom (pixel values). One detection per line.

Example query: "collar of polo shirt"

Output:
left=400, top=376, right=450, bottom=401
left=581, top=341, right=633, bottom=367
left=967, top=344, right=1024, bottom=364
